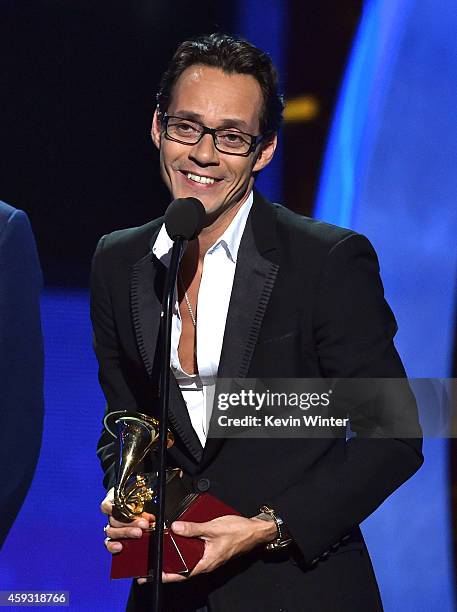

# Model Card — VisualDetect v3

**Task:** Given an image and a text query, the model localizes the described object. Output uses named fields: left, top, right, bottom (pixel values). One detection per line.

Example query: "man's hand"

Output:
left=101, top=490, right=276, bottom=585
left=157, top=514, right=277, bottom=584
left=100, top=487, right=154, bottom=555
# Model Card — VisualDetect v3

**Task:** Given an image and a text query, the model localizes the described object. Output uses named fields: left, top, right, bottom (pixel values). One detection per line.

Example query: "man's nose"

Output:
left=188, top=133, right=219, bottom=165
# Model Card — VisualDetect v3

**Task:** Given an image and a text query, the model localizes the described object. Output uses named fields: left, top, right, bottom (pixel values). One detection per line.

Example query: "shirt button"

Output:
left=196, top=477, right=211, bottom=493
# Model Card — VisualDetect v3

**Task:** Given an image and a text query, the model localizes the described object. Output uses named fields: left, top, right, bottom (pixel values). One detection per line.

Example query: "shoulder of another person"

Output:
left=0, top=201, right=22, bottom=236
left=0, top=199, right=18, bottom=222
left=0, top=202, right=36, bottom=252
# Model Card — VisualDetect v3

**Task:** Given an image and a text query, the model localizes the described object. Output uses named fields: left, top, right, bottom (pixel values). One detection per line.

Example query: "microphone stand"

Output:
left=152, top=236, right=185, bottom=612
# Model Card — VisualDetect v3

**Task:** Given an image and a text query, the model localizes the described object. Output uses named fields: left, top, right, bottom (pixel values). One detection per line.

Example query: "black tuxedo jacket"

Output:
left=91, top=191, right=423, bottom=612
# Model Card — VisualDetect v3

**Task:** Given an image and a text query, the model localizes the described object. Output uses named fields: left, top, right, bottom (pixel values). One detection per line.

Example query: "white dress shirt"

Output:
left=152, top=191, right=254, bottom=447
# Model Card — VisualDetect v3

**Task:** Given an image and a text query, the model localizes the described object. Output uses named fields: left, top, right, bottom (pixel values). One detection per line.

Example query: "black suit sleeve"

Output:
left=0, top=209, right=44, bottom=550
left=90, top=236, right=141, bottom=490
left=271, top=233, right=423, bottom=564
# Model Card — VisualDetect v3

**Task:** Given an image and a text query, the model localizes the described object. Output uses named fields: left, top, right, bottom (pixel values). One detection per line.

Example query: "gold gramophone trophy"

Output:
left=104, top=411, right=173, bottom=519
left=104, top=410, right=176, bottom=579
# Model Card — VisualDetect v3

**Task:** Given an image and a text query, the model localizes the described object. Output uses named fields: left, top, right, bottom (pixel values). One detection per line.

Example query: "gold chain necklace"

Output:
left=178, top=272, right=196, bottom=327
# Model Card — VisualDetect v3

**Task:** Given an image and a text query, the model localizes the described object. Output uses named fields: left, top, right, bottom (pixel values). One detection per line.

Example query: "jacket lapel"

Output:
left=130, top=237, right=203, bottom=464
left=130, top=250, right=164, bottom=377
left=200, top=192, right=280, bottom=469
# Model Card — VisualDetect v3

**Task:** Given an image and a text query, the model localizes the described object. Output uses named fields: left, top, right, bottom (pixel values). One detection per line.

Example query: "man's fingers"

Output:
left=104, top=524, right=147, bottom=540
left=100, top=487, right=115, bottom=515
left=104, top=537, right=123, bottom=554
left=161, top=572, right=188, bottom=583
left=100, top=498, right=113, bottom=515
left=108, top=516, right=150, bottom=529
left=104, top=517, right=151, bottom=541
left=188, top=556, right=211, bottom=577
left=171, top=520, right=205, bottom=538
left=136, top=573, right=187, bottom=585
left=100, top=488, right=155, bottom=554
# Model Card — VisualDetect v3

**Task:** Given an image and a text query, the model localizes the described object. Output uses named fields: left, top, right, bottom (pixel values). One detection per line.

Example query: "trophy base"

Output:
left=110, top=492, right=239, bottom=579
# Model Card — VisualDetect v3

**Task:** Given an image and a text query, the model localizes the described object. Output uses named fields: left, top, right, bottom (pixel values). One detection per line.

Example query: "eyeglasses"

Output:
left=161, top=113, right=263, bottom=156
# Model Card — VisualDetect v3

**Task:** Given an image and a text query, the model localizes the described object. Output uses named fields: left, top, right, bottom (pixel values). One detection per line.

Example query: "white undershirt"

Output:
left=152, top=191, right=253, bottom=447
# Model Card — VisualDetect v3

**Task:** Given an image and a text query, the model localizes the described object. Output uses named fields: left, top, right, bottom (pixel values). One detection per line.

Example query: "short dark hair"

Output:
left=157, top=33, right=284, bottom=136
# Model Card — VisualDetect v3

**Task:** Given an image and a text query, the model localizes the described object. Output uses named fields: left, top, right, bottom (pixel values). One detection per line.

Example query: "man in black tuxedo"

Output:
left=92, top=34, right=423, bottom=611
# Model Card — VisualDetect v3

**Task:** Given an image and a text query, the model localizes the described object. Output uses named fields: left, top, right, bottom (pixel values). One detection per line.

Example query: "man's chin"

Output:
left=169, top=189, right=220, bottom=213
left=198, top=201, right=225, bottom=226
left=170, top=188, right=214, bottom=206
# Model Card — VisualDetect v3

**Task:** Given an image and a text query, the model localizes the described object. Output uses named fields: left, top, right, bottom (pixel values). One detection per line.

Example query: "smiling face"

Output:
left=151, top=65, right=277, bottom=229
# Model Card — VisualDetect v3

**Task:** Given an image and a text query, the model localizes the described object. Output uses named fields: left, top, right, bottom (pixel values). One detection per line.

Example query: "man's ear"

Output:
left=252, top=133, right=277, bottom=173
left=151, top=107, right=162, bottom=150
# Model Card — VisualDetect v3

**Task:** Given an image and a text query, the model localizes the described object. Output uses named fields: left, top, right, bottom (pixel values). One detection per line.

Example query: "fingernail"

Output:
left=172, top=521, right=184, bottom=533
left=132, top=529, right=142, bottom=538
left=112, top=543, right=122, bottom=552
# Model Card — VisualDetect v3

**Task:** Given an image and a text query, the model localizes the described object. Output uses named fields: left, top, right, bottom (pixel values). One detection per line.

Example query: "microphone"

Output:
left=164, top=197, right=206, bottom=241
left=153, top=196, right=205, bottom=610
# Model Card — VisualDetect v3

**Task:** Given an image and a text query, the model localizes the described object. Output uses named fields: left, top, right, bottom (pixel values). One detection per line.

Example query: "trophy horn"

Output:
left=103, top=411, right=174, bottom=521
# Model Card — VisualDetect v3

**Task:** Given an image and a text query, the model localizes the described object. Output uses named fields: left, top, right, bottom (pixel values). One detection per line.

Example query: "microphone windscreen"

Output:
left=164, top=197, right=206, bottom=241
